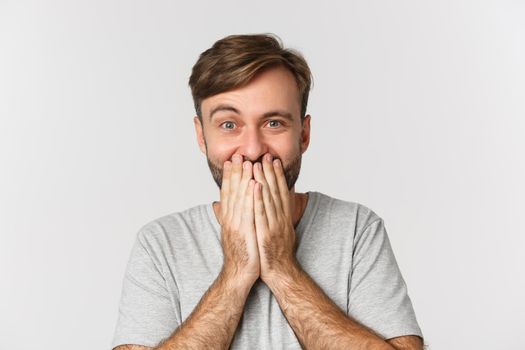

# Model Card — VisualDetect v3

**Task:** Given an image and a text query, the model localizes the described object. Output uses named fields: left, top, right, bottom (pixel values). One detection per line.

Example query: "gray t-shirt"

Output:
left=111, top=191, right=423, bottom=349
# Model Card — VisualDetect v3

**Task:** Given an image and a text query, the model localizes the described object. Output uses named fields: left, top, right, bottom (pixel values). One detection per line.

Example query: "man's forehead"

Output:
left=202, top=65, right=301, bottom=119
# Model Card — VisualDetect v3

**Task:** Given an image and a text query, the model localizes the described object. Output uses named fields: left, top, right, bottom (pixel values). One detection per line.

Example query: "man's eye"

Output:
left=219, top=120, right=282, bottom=130
left=220, top=121, right=235, bottom=130
left=268, top=120, right=281, bottom=128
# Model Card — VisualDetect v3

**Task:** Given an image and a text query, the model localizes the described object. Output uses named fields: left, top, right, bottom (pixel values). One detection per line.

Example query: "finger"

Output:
left=260, top=179, right=279, bottom=230
left=232, top=160, right=253, bottom=228
left=254, top=182, right=269, bottom=233
left=272, top=158, right=292, bottom=219
left=253, top=162, right=276, bottom=220
left=262, top=153, right=283, bottom=214
left=220, top=160, right=232, bottom=221
left=242, top=180, right=259, bottom=256
left=241, top=179, right=255, bottom=228
left=228, top=154, right=243, bottom=221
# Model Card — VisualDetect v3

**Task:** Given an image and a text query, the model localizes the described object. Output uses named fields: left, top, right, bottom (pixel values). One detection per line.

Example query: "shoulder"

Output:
left=136, top=203, right=210, bottom=242
left=311, top=191, right=383, bottom=232
left=129, top=202, right=214, bottom=260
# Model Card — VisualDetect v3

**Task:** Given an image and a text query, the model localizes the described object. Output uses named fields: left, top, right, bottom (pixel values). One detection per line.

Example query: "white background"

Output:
left=1, top=1, right=524, bottom=349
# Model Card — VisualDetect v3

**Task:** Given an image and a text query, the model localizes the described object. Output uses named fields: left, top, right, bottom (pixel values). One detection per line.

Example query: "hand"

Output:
left=252, top=153, right=299, bottom=282
left=219, top=154, right=260, bottom=287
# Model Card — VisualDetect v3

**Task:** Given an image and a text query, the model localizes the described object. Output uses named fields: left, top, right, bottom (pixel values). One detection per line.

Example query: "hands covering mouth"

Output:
left=218, top=152, right=298, bottom=286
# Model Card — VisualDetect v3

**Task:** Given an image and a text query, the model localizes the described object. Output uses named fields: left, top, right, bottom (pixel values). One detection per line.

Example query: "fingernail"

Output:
left=265, top=153, right=273, bottom=162
left=233, top=154, right=241, bottom=163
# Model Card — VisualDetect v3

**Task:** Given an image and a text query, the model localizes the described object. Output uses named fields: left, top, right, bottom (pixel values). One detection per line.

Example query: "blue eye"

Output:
left=221, top=121, right=235, bottom=130
left=268, top=120, right=281, bottom=128
left=219, top=120, right=282, bottom=131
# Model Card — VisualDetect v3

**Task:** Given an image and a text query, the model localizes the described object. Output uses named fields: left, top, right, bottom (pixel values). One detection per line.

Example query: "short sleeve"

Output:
left=111, top=227, right=181, bottom=349
left=347, top=218, right=423, bottom=341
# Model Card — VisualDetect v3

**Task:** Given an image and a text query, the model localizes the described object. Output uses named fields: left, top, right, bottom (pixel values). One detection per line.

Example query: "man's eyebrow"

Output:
left=262, top=110, right=294, bottom=122
left=209, top=104, right=295, bottom=122
left=209, top=104, right=240, bottom=121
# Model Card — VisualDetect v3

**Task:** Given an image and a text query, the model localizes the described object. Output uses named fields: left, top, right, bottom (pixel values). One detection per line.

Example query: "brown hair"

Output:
left=188, top=33, right=313, bottom=124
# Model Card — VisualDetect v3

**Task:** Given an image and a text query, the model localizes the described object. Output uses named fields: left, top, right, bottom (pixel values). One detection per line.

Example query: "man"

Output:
left=111, top=33, right=424, bottom=350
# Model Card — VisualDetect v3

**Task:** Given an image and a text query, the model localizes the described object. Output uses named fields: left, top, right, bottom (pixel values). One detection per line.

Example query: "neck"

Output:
left=288, top=187, right=308, bottom=228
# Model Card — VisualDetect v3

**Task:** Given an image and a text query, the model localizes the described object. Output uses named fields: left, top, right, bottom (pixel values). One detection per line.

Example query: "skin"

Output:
left=114, top=65, right=423, bottom=350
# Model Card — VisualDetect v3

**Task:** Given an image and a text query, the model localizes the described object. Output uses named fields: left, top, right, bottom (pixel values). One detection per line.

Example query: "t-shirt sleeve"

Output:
left=347, top=217, right=423, bottom=341
left=111, top=227, right=181, bottom=349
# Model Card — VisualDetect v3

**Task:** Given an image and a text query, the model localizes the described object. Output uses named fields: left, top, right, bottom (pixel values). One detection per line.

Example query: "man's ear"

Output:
left=193, top=116, right=207, bottom=155
left=300, top=114, right=311, bottom=154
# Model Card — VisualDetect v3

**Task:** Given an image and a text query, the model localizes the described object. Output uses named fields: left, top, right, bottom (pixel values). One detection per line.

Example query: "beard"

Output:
left=204, top=140, right=302, bottom=191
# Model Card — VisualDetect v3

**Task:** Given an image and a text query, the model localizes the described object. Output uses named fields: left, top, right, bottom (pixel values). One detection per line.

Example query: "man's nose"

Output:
left=239, top=127, right=268, bottom=163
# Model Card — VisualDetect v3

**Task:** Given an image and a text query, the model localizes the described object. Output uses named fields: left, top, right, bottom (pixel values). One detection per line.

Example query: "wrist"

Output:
left=263, top=258, right=303, bottom=290
left=218, top=266, right=257, bottom=296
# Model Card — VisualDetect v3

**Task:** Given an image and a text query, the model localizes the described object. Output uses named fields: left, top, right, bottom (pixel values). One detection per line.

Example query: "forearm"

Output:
left=266, top=261, right=395, bottom=350
left=156, top=270, right=252, bottom=350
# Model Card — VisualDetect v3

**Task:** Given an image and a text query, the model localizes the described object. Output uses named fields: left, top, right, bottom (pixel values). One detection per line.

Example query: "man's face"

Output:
left=194, top=65, right=311, bottom=191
